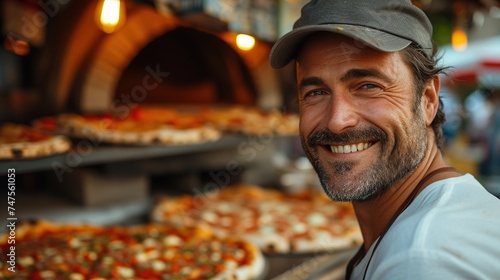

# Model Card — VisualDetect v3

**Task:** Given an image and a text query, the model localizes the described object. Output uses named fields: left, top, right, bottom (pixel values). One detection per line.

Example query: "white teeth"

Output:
left=330, top=142, right=371, bottom=154
left=345, top=145, right=351, bottom=153
left=357, top=143, right=364, bottom=151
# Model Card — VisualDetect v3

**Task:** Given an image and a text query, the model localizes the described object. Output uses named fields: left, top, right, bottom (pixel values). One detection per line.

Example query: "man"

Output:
left=269, top=0, right=500, bottom=279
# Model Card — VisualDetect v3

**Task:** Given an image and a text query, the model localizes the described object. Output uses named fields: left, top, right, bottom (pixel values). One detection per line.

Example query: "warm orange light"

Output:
left=96, top=0, right=126, bottom=34
left=4, top=37, right=30, bottom=56
left=452, top=28, right=468, bottom=51
left=236, top=34, right=255, bottom=51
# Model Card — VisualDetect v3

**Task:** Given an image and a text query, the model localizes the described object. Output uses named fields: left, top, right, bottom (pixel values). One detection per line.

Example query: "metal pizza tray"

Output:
left=254, top=259, right=270, bottom=280
left=267, top=247, right=358, bottom=280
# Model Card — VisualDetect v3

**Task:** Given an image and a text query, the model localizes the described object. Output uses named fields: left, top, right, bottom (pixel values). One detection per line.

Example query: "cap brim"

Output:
left=269, top=24, right=412, bottom=69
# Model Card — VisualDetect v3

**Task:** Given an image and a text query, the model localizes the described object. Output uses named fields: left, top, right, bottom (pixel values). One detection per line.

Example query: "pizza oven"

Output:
left=35, top=0, right=283, bottom=116
left=27, top=0, right=296, bottom=187
left=0, top=2, right=334, bottom=278
left=0, top=0, right=306, bottom=194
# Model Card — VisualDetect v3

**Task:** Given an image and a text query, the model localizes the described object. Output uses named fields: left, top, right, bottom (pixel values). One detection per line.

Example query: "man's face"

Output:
left=296, top=33, right=428, bottom=202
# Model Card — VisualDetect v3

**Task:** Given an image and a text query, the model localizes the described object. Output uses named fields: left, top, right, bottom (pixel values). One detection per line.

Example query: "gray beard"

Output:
left=317, top=141, right=425, bottom=202
left=302, top=119, right=428, bottom=202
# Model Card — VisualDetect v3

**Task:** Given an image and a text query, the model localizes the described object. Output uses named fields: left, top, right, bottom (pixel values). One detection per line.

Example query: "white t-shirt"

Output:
left=351, top=174, right=500, bottom=280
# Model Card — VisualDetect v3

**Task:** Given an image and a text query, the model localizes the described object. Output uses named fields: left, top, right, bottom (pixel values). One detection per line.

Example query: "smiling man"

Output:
left=270, top=0, right=500, bottom=279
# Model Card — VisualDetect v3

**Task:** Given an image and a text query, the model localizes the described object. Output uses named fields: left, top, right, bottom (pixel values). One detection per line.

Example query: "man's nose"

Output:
left=325, top=94, right=359, bottom=133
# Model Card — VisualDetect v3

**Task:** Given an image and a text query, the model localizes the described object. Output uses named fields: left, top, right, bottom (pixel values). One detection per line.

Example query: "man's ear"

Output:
left=422, top=75, right=441, bottom=126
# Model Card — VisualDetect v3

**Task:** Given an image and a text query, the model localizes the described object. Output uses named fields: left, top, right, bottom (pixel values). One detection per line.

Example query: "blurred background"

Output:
left=0, top=0, right=499, bottom=277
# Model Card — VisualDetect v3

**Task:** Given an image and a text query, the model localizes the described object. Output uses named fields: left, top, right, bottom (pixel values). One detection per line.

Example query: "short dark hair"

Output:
left=400, top=44, right=449, bottom=150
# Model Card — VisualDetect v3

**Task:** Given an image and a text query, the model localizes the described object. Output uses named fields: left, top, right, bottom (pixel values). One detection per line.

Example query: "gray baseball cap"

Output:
left=269, top=0, right=433, bottom=69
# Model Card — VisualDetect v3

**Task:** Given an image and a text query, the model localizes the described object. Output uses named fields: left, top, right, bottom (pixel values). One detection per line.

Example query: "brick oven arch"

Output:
left=38, top=1, right=183, bottom=114
left=75, top=5, right=180, bottom=113
left=39, top=1, right=263, bottom=115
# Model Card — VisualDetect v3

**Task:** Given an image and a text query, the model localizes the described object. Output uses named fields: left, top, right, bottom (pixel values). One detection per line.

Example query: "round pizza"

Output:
left=130, top=105, right=299, bottom=136
left=0, top=221, right=265, bottom=280
left=0, top=123, right=71, bottom=160
left=56, top=113, right=221, bottom=145
left=152, top=185, right=362, bottom=254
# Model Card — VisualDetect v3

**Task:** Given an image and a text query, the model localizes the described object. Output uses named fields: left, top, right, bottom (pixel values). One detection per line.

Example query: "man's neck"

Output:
left=352, top=145, right=458, bottom=251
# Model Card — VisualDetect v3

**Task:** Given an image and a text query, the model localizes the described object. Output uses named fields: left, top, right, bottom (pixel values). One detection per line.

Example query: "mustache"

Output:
left=307, top=127, right=387, bottom=146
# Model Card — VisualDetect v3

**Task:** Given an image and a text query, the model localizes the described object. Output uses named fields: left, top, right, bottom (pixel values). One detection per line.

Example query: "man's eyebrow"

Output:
left=299, top=69, right=392, bottom=90
left=340, top=68, right=392, bottom=83
left=299, top=76, right=326, bottom=90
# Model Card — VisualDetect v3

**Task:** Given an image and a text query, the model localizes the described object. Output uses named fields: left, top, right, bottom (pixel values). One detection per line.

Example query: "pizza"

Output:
left=56, top=113, right=221, bottom=145
left=129, top=105, right=299, bottom=136
left=198, top=106, right=299, bottom=136
left=31, top=105, right=298, bottom=147
left=0, top=221, right=265, bottom=280
left=0, top=123, right=71, bottom=160
left=152, top=184, right=362, bottom=254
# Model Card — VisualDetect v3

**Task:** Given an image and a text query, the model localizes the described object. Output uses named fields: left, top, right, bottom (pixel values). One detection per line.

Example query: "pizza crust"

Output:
left=244, top=233, right=291, bottom=254
left=57, top=113, right=221, bottom=145
left=0, top=124, right=71, bottom=160
left=211, top=241, right=266, bottom=280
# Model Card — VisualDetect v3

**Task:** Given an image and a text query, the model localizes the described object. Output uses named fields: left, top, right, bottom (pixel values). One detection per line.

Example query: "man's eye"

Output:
left=306, top=90, right=327, bottom=97
left=360, top=83, right=380, bottom=90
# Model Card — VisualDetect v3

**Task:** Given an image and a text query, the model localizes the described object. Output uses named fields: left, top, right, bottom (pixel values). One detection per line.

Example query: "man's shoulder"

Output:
left=422, top=173, right=500, bottom=209
left=410, top=173, right=500, bottom=211
left=380, top=173, right=500, bottom=256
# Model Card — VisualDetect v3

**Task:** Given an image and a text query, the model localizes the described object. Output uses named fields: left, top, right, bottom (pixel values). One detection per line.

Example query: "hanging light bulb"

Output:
left=236, top=34, right=255, bottom=51
left=451, top=28, right=468, bottom=52
left=451, top=1, right=467, bottom=52
left=95, top=0, right=126, bottom=34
